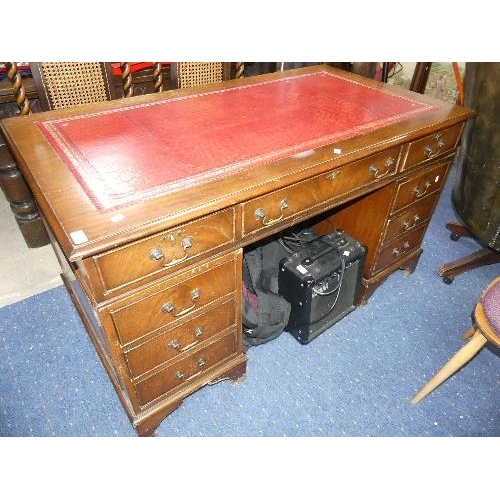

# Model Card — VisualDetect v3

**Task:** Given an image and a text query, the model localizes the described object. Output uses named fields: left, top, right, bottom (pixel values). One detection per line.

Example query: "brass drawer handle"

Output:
left=423, top=133, right=445, bottom=159
left=402, top=214, right=420, bottom=231
left=392, top=241, right=411, bottom=258
left=325, top=170, right=341, bottom=180
left=412, top=180, right=432, bottom=199
left=169, top=326, right=205, bottom=353
left=161, top=288, right=201, bottom=317
left=254, top=198, right=288, bottom=226
left=369, top=157, right=394, bottom=179
left=149, top=236, right=194, bottom=269
left=168, top=339, right=180, bottom=350
left=175, top=357, right=207, bottom=383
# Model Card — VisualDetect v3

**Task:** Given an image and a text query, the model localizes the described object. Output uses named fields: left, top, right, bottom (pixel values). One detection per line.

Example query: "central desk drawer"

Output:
left=134, top=329, right=238, bottom=406
left=123, top=299, right=236, bottom=379
left=107, top=254, right=237, bottom=346
left=88, top=208, right=235, bottom=296
left=242, top=145, right=401, bottom=236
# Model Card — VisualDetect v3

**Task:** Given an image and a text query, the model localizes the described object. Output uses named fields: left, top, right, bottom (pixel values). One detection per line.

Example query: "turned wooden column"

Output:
left=120, top=62, right=133, bottom=97
left=235, top=62, right=245, bottom=78
left=0, top=62, right=49, bottom=247
left=152, top=62, right=164, bottom=92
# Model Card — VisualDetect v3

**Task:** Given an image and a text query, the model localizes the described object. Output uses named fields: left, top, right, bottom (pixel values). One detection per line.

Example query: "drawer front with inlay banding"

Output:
left=103, top=253, right=237, bottom=346
left=134, top=329, right=238, bottom=406
left=391, top=160, right=450, bottom=214
left=86, top=208, right=236, bottom=298
left=372, top=225, right=427, bottom=274
left=383, top=195, right=438, bottom=244
left=401, top=123, right=463, bottom=170
left=123, top=299, right=236, bottom=379
left=242, top=145, right=401, bottom=236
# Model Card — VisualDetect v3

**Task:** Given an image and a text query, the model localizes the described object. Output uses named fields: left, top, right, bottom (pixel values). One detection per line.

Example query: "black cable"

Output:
left=278, top=230, right=321, bottom=253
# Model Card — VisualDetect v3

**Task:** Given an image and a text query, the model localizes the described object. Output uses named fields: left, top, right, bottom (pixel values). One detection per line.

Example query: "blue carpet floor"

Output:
left=1, top=166, right=499, bottom=438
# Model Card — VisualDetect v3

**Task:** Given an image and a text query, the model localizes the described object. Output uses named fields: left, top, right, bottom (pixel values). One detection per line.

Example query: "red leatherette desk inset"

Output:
left=36, top=71, right=437, bottom=211
left=0, top=65, right=475, bottom=435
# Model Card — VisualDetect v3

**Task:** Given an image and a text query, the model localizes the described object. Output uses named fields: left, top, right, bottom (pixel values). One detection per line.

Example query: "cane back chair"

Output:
left=171, top=62, right=234, bottom=89
left=29, top=62, right=117, bottom=111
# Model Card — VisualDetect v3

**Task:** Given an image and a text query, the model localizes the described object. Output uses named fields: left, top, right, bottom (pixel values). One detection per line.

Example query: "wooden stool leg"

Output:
left=411, top=331, right=487, bottom=404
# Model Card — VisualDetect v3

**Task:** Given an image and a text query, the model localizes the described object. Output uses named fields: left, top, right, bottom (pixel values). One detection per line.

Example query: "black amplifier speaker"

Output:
left=278, top=229, right=367, bottom=344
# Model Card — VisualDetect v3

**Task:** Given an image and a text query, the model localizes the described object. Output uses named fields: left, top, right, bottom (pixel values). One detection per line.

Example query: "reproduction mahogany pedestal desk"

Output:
left=0, top=66, right=475, bottom=436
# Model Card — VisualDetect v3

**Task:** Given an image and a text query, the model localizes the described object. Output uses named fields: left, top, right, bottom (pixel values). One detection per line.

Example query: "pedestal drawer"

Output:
left=401, top=123, right=463, bottom=170
left=242, top=145, right=401, bottom=236
left=372, top=225, right=427, bottom=274
left=123, top=299, right=236, bottom=379
left=391, top=160, right=450, bottom=214
left=86, top=208, right=236, bottom=298
left=383, top=195, right=438, bottom=244
left=106, top=254, right=237, bottom=345
left=135, top=329, right=238, bottom=406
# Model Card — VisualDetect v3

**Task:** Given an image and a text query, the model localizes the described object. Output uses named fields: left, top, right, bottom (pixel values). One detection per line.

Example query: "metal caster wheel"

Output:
left=450, top=233, right=461, bottom=241
left=443, top=275, right=454, bottom=284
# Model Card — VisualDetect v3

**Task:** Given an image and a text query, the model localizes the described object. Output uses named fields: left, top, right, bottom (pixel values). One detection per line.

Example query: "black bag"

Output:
left=242, top=238, right=291, bottom=348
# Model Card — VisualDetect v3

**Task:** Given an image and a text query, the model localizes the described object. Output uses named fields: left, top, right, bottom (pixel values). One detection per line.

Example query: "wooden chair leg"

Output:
left=461, top=326, right=476, bottom=341
left=411, top=331, right=488, bottom=404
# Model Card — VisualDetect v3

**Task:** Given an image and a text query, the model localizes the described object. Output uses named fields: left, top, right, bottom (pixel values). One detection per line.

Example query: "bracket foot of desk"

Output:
left=359, top=249, right=423, bottom=304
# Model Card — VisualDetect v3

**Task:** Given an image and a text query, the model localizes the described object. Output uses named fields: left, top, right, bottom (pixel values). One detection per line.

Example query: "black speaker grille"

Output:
left=278, top=231, right=367, bottom=344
